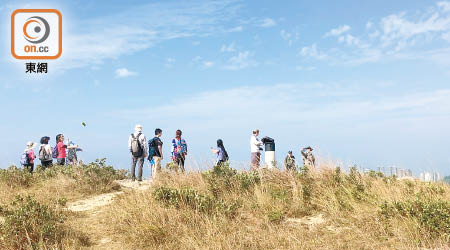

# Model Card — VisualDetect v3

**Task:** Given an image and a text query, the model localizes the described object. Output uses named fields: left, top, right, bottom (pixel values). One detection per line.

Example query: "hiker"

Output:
left=301, top=146, right=315, bottom=169
left=170, top=129, right=187, bottom=173
left=67, top=141, right=82, bottom=165
left=284, top=151, right=296, bottom=171
left=210, top=139, right=229, bottom=166
left=128, top=124, right=147, bottom=181
left=148, top=128, right=163, bottom=179
left=54, top=134, right=78, bottom=166
left=250, top=129, right=263, bottom=170
left=39, top=136, right=53, bottom=170
left=21, top=142, right=36, bottom=173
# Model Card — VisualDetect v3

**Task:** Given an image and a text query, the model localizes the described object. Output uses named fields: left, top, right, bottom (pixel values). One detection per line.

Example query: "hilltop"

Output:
left=0, top=160, right=449, bottom=249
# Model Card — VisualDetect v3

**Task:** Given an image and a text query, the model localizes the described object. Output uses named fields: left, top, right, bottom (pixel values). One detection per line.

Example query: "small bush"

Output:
left=236, top=171, right=260, bottom=191
left=380, top=198, right=450, bottom=238
left=0, top=195, right=65, bottom=249
left=153, top=186, right=240, bottom=217
left=268, top=209, right=284, bottom=223
left=0, top=165, right=34, bottom=188
left=202, top=163, right=237, bottom=197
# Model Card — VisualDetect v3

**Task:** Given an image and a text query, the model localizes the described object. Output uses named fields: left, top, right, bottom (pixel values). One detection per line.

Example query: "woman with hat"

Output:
left=24, top=141, right=37, bottom=173
left=39, top=136, right=53, bottom=170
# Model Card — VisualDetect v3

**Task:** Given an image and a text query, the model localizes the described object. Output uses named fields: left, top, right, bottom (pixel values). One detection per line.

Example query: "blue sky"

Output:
left=1, top=0, right=449, bottom=176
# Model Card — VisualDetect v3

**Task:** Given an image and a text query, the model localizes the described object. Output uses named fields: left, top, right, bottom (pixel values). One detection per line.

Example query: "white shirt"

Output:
left=250, top=135, right=263, bottom=153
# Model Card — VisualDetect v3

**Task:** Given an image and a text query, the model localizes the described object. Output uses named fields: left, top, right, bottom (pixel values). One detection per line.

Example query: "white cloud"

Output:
left=303, top=1, right=450, bottom=66
left=224, top=51, right=257, bottom=70
left=220, top=42, right=236, bottom=52
left=437, top=1, right=450, bottom=12
left=229, top=26, right=243, bottom=32
left=165, top=57, right=176, bottom=68
left=56, top=0, right=241, bottom=70
left=260, top=18, right=276, bottom=28
left=443, top=32, right=450, bottom=41
left=324, top=25, right=351, bottom=37
left=280, top=30, right=299, bottom=46
left=115, top=68, right=137, bottom=78
left=300, top=44, right=328, bottom=60
left=109, top=83, right=450, bottom=128
left=191, top=56, right=214, bottom=69
left=295, top=66, right=316, bottom=71
left=202, top=61, right=214, bottom=68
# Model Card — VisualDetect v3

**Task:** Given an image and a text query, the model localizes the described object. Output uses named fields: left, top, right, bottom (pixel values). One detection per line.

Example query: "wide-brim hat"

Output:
left=305, top=146, right=313, bottom=150
left=135, top=124, right=143, bottom=132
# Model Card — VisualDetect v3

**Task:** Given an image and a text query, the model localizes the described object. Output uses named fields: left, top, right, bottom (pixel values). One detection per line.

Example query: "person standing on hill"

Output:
left=39, top=136, right=53, bottom=170
left=301, top=146, right=315, bottom=169
left=284, top=151, right=296, bottom=171
left=210, top=139, right=229, bottom=166
left=21, top=142, right=36, bottom=173
left=250, top=129, right=263, bottom=171
left=149, top=128, right=163, bottom=179
left=128, top=124, right=147, bottom=182
left=55, top=134, right=78, bottom=166
left=171, top=129, right=187, bottom=173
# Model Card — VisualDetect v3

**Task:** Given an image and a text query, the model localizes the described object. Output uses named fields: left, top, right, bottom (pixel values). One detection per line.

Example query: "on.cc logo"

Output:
left=11, top=9, right=62, bottom=60
left=23, top=16, right=50, bottom=44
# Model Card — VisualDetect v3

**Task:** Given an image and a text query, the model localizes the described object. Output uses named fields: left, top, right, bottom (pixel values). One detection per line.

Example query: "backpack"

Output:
left=39, top=146, right=52, bottom=161
left=131, top=133, right=143, bottom=157
left=20, top=151, right=30, bottom=165
left=52, top=145, right=59, bottom=159
left=147, top=137, right=156, bottom=160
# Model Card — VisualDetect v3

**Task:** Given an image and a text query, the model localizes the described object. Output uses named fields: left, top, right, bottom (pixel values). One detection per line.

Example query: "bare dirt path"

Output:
left=66, top=179, right=152, bottom=249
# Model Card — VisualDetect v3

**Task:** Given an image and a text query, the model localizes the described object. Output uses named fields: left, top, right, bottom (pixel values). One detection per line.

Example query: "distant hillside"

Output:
left=0, top=161, right=449, bottom=249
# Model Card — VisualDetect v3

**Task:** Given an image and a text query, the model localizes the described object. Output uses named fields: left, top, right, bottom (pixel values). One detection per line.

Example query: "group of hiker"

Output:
left=19, top=125, right=314, bottom=178
left=128, top=125, right=314, bottom=182
left=128, top=125, right=230, bottom=181
left=20, top=134, right=81, bottom=173
left=250, top=129, right=315, bottom=171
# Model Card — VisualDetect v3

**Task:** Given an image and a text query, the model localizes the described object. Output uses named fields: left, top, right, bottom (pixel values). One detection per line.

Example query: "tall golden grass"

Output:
left=103, top=164, right=450, bottom=249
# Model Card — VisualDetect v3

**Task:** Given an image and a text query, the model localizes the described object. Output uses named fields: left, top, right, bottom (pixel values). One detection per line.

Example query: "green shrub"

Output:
left=333, top=167, right=343, bottom=185
left=0, top=195, right=65, bottom=249
left=380, top=198, right=450, bottom=238
left=153, top=186, right=240, bottom=217
left=202, top=163, right=237, bottom=197
left=0, top=159, right=127, bottom=195
left=0, top=165, right=34, bottom=188
left=236, top=171, right=260, bottom=191
left=268, top=209, right=284, bottom=223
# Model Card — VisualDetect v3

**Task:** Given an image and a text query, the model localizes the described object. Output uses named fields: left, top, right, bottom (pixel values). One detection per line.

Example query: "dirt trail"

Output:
left=66, top=179, right=152, bottom=249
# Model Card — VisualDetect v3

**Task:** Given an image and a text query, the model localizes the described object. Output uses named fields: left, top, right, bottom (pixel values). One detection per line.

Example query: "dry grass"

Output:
left=103, top=165, right=450, bottom=250
left=1, top=162, right=449, bottom=249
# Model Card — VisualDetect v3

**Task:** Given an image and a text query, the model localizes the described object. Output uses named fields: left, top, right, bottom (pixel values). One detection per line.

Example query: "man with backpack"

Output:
left=128, top=124, right=148, bottom=182
left=148, top=128, right=163, bottom=179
